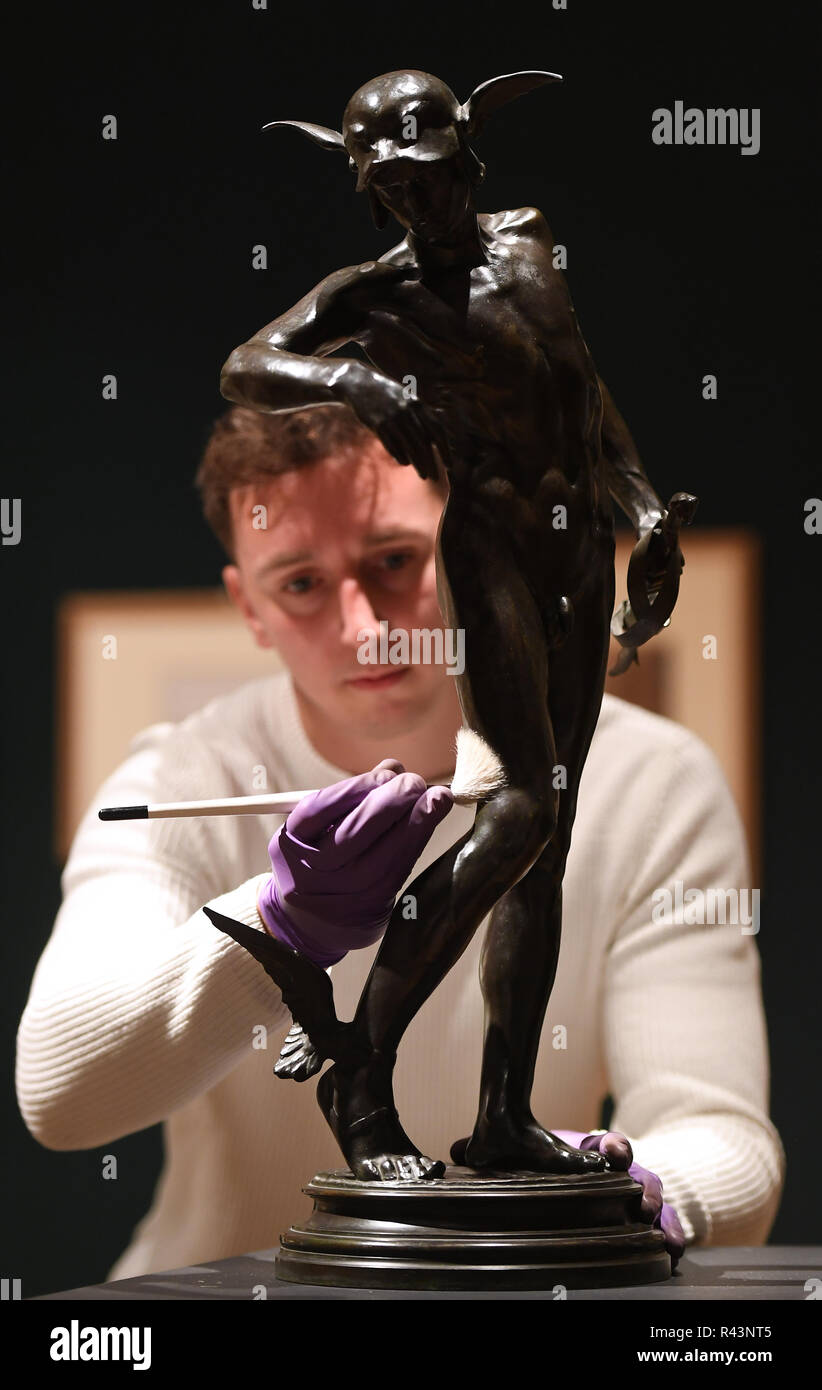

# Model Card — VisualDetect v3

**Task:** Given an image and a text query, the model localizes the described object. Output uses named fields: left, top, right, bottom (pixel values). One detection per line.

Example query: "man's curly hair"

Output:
left=195, top=404, right=394, bottom=560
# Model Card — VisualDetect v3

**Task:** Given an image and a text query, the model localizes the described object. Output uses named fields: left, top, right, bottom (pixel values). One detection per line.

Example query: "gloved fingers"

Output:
left=628, top=1161, right=664, bottom=1222
left=289, top=785, right=454, bottom=921
left=657, top=1202, right=686, bottom=1269
left=286, top=765, right=402, bottom=842
left=272, top=776, right=453, bottom=908
left=272, top=825, right=323, bottom=892
left=304, top=771, right=428, bottom=870
left=363, top=784, right=455, bottom=891
left=582, top=1130, right=632, bottom=1170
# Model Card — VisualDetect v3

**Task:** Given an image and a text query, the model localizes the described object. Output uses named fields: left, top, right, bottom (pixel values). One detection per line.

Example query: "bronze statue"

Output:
left=214, top=68, right=696, bottom=1186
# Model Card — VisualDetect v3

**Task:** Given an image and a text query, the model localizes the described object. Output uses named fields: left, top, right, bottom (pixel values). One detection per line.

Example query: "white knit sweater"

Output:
left=15, top=672, right=785, bottom=1279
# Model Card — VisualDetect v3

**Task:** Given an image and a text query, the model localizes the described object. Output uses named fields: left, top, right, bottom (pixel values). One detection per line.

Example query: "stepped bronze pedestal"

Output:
left=276, top=1166, right=671, bottom=1291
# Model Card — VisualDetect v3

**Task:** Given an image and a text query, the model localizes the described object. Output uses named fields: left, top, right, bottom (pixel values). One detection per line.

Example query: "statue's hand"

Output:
left=256, top=762, right=454, bottom=967
left=333, top=361, right=450, bottom=481
left=638, top=492, right=698, bottom=599
left=636, top=513, right=684, bottom=601
left=580, top=1130, right=686, bottom=1269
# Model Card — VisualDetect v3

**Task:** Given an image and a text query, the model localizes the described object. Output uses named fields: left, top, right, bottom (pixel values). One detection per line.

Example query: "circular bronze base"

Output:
left=276, top=1166, right=671, bottom=1291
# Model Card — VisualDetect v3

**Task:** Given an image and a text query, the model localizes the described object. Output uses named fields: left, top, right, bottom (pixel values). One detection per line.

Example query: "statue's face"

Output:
left=342, top=72, right=474, bottom=242
left=368, top=152, right=473, bottom=243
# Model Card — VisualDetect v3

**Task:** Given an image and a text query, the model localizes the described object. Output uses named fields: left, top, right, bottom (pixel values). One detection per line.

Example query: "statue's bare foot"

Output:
left=274, top=1022, right=323, bottom=1082
left=450, top=1117, right=608, bottom=1175
left=317, top=1063, right=445, bottom=1181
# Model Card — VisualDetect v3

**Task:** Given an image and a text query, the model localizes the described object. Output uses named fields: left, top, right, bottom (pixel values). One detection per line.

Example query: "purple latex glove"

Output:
left=257, top=759, right=454, bottom=968
left=556, top=1129, right=686, bottom=1270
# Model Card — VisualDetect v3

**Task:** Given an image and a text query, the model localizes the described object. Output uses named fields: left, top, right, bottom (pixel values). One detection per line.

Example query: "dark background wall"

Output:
left=2, top=1, right=818, bottom=1296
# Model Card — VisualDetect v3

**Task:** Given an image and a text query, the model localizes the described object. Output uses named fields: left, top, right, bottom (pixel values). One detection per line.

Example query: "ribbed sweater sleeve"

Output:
left=602, top=731, right=786, bottom=1246
left=15, top=726, right=288, bottom=1150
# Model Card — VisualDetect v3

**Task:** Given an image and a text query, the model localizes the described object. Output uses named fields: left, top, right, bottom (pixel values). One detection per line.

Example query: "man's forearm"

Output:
left=16, top=873, right=287, bottom=1151
left=619, top=1115, right=786, bottom=1248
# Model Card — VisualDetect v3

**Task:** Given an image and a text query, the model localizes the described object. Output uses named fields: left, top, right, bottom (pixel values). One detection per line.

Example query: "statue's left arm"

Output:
left=598, top=374, right=667, bottom=536
left=522, top=213, right=668, bottom=540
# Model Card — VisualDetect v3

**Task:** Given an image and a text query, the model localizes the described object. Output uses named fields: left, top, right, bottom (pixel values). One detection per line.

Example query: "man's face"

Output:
left=222, top=442, right=453, bottom=741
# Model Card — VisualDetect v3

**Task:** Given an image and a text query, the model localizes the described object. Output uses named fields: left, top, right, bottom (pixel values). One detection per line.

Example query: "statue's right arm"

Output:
left=221, top=261, right=449, bottom=482
left=220, top=263, right=380, bottom=414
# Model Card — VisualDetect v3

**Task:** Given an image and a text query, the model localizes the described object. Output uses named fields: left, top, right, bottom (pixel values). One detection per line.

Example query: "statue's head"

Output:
left=263, top=68, right=561, bottom=237
left=340, top=71, right=481, bottom=237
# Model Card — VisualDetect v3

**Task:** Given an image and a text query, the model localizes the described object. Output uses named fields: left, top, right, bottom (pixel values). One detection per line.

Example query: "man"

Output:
left=16, top=405, right=784, bottom=1281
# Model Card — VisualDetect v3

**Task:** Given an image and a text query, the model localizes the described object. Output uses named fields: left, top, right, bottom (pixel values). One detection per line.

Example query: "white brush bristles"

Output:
left=450, top=727, right=507, bottom=804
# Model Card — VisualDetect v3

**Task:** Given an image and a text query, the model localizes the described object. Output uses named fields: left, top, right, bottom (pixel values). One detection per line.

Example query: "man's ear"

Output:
left=222, top=564, right=274, bottom=650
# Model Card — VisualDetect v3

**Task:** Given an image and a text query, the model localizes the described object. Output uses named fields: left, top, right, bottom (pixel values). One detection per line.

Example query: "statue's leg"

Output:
left=317, top=517, right=610, bottom=1179
left=449, top=845, right=575, bottom=1171
left=453, top=556, right=616, bottom=1171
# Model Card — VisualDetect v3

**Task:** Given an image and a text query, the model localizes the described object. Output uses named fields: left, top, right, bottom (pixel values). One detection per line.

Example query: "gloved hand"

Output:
left=256, top=759, right=454, bottom=968
left=578, top=1130, right=686, bottom=1269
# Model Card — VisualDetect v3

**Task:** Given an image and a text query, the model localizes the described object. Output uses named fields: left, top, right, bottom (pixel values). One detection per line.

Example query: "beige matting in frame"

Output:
left=55, top=529, right=760, bottom=878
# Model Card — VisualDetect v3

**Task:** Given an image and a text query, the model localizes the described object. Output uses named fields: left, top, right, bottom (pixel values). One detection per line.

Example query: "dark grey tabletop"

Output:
left=35, top=1245, right=822, bottom=1300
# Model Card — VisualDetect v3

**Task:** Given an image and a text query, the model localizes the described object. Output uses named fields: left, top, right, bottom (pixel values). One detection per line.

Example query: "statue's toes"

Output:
left=581, top=1150, right=608, bottom=1172
left=419, top=1155, right=446, bottom=1179
left=374, top=1154, right=444, bottom=1181
left=397, top=1156, right=421, bottom=1180
left=352, top=1152, right=445, bottom=1182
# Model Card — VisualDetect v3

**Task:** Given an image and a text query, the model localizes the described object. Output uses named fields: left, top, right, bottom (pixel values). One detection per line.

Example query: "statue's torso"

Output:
left=351, top=208, right=614, bottom=582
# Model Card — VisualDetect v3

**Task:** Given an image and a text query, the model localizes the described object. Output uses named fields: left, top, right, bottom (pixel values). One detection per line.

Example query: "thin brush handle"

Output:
left=98, top=784, right=460, bottom=821
left=99, top=792, right=320, bottom=820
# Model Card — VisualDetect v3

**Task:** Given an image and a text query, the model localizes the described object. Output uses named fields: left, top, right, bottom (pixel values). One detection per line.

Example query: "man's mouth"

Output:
left=345, top=668, right=412, bottom=690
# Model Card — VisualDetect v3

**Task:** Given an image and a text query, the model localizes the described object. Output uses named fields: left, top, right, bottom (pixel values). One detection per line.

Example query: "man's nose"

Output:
left=338, top=577, right=383, bottom=646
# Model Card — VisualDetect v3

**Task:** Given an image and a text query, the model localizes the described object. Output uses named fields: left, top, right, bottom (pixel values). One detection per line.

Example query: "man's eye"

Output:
left=380, top=552, right=412, bottom=571
left=282, top=575, right=315, bottom=595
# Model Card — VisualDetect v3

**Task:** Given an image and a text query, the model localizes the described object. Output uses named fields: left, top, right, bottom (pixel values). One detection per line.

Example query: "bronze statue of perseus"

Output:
left=217, top=68, right=696, bottom=1183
